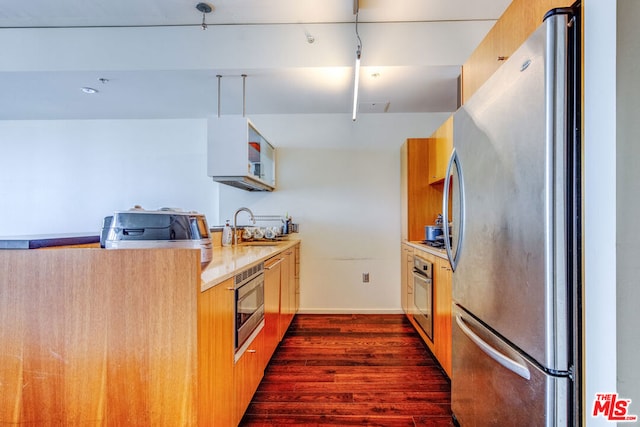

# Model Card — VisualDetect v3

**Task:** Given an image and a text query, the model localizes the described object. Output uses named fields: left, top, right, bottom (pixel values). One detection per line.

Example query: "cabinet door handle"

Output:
left=247, top=349, right=257, bottom=353
left=265, top=258, right=284, bottom=269
left=226, top=287, right=235, bottom=291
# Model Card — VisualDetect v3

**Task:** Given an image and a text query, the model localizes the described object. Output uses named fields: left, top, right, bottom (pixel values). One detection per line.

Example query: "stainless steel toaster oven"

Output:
left=101, top=206, right=212, bottom=267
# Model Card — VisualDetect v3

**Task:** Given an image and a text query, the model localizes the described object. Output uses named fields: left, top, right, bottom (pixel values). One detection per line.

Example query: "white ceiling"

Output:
left=0, top=0, right=511, bottom=120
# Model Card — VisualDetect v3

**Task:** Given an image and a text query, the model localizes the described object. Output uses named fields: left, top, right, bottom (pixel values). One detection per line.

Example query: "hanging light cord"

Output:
left=355, top=11, right=362, bottom=56
left=201, top=13, right=207, bottom=30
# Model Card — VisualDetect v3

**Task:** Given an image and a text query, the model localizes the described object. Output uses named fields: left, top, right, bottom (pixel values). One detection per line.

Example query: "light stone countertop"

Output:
left=405, top=240, right=449, bottom=260
left=200, top=239, right=300, bottom=292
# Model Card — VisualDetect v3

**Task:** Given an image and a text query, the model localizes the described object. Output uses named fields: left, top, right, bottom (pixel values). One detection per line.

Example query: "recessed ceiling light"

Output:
left=81, top=87, right=98, bottom=94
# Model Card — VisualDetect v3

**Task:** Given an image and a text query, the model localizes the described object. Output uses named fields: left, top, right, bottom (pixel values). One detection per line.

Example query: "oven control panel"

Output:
left=413, top=256, right=432, bottom=278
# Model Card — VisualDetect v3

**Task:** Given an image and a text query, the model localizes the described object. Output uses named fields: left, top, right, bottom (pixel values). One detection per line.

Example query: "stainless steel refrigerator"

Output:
left=442, top=5, right=581, bottom=426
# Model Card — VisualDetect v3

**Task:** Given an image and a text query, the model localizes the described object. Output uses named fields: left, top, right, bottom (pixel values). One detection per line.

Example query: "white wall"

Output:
left=583, top=1, right=619, bottom=426
left=0, top=119, right=218, bottom=236
left=221, top=147, right=402, bottom=313
left=0, top=112, right=448, bottom=314
left=616, top=0, right=640, bottom=417
left=584, top=2, right=640, bottom=424
left=217, top=113, right=449, bottom=313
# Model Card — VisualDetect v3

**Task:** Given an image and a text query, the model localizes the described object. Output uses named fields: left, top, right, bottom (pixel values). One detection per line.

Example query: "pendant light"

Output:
left=352, top=6, right=362, bottom=122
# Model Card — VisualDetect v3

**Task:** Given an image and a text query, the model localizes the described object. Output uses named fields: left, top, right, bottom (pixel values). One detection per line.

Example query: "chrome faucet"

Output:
left=233, top=207, right=256, bottom=245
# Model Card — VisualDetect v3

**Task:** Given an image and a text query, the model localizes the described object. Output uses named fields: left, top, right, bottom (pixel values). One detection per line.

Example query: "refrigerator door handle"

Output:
left=455, top=313, right=531, bottom=380
left=443, top=148, right=464, bottom=271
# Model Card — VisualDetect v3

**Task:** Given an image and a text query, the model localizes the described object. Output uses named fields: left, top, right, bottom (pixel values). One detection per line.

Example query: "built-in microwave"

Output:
left=234, top=262, right=265, bottom=356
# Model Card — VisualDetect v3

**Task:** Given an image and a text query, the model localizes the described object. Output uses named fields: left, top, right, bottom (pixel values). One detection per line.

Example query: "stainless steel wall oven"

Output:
left=235, top=262, right=265, bottom=354
left=412, top=255, right=433, bottom=341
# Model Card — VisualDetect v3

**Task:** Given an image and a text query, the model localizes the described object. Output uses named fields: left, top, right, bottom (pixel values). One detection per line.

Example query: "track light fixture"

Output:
left=352, top=7, right=362, bottom=122
left=196, top=3, right=213, bottom=30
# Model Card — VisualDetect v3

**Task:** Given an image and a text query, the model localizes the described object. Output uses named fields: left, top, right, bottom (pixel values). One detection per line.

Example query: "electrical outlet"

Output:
left=362, top=273, right=370, bottom=283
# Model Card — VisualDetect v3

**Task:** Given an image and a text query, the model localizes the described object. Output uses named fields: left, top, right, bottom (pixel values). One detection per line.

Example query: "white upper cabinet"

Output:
left=207, top=116, right=276, bottom=192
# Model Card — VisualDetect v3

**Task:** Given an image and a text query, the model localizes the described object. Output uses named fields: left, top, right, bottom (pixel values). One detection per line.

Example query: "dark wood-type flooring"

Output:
left=240, top=314, right=453, bottom=426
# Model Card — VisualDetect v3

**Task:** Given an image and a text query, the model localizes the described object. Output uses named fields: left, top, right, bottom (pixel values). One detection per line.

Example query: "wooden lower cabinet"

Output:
left=400, top=243, right=414, bottom=314
left=197, top=244, right=301, bottom=426
left=433, top=256, right=452, bottom=377
left=198, top=277, right=236, bottom=426
left=294, top=244, right=300, bottom=310
left=263, top=255, right=284, bottom=364
left=402, top=246, right=452, bottom=378
left=234, top=330, right=264, bottom=422
left=278, top=247, right=297, bottom=341
left=199, top=281, right=266, bottom=426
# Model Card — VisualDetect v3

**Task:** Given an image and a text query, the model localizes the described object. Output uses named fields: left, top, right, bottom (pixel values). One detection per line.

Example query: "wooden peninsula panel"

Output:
left=0, top=248, right=200, bottom=425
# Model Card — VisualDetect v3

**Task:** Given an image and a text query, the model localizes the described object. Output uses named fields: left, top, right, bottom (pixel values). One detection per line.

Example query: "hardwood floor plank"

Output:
left=254, top=381, right=450, bottom=394
left=240, top=314, right=453, bottom=426
left=240, top=414, right=420, bottom=426
left=245, top=401, right=451, bottom=417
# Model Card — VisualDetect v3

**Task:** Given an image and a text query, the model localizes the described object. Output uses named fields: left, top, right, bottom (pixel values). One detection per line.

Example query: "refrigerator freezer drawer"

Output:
left=452, top=304, right=569, bottom=426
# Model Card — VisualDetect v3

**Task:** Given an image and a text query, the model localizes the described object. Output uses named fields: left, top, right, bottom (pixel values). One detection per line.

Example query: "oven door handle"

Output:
left=412, top=271, right=430, bottom=284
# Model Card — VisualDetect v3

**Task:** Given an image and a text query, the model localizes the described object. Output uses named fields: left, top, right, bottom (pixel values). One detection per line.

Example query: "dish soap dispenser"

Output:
left=222, top=220, right=233, bottom=247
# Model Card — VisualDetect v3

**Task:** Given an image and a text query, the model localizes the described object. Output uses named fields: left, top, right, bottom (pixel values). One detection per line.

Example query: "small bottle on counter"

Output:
left=222, top=220, right=232, bottom=247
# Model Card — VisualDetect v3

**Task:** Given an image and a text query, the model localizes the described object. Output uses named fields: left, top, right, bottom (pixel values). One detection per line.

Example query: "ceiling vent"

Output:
left=359, top=101, right=390, bottom=113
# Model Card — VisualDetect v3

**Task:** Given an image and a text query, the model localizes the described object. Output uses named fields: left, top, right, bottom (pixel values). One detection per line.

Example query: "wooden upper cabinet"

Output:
left=461, top=0, right=575, bottom=104
left=401, top=138, right=448, bottom=241
left=427, top=116, right=454, bottom=185
left=401, top=138, right=429, bottom=241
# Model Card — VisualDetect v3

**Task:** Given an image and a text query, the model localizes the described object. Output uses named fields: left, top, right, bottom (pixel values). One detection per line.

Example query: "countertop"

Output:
left=201, top=239, right=300, bottom=292
left=0, top=231, right=298, bottom=292
left=0, top=233, right=100, bottom=249
left=405, top=240, right=448, bottom=260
